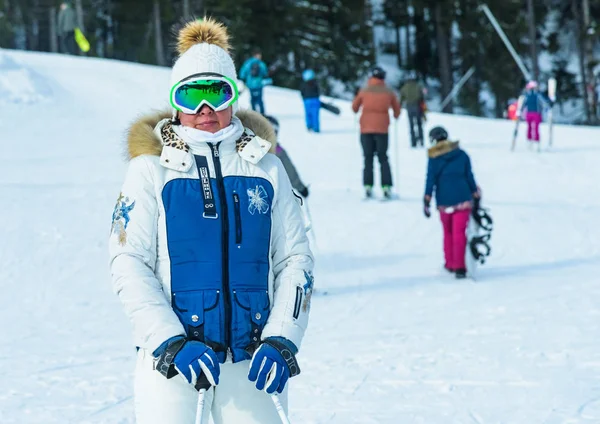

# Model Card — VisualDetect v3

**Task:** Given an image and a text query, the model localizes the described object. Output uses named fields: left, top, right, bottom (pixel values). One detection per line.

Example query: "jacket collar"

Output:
left=125, top=109, right=278, bottom=171
left=428, top=140, right=459, bottom=158
left=367, top=77, right=385, bottom=86
left=153, top=118, right=272, bottom=172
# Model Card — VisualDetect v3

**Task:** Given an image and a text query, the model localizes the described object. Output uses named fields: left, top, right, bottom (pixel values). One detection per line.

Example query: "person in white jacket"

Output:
left=109, top=18, right=314, bottom=424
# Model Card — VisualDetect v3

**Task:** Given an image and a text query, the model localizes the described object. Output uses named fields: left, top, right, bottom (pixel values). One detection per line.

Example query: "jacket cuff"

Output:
left=152, top=335, right=185, bottom=357
left=264, top=337, right=301, bottom=377
left=154, top=337, right=186, bottom=379
left=264, top=336, right=298, bottom=354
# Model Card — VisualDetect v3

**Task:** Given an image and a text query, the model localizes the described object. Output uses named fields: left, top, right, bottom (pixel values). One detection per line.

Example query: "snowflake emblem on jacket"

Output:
left=111, top=192, right=136, bottom=246
left=247, top=185, right=270, bottom=215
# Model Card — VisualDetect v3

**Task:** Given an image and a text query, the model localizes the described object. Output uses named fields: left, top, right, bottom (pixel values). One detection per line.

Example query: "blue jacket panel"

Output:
left=239, top=58, right=269, bottom=90
left=524, top=91, right=548, bottom=113
left=425, top=142, right=477, bottom=207
left=225, top=177, right=273, bottom=359
left=162, top=167, right=274, bottom=362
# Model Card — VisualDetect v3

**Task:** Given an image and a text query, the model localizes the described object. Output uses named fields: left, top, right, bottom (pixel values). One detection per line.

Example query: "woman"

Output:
left=423, top=126, right=480, bottom=279
left=109, top=18, right=314, bottom=424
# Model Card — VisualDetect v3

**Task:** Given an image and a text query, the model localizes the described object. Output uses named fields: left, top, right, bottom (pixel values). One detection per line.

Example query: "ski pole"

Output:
left=194, top=374, right=211, bottom=424
left=271, top=394, right=291, bottom=424
left=394, top=118, right=400, bottom=196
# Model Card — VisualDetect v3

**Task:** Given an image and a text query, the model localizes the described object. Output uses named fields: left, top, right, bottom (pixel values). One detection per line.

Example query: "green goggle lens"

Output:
left=171, top=77, right=238, bottom=114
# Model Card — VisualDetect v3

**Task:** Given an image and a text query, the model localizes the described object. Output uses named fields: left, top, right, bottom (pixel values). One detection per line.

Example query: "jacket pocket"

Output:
left=230, top=289, right=270, bottom=361
left=172, top=290, right=223, bottom=349
left=292, top=286, right=303, bottom=319
left=233, top=192, right=242, bottom=244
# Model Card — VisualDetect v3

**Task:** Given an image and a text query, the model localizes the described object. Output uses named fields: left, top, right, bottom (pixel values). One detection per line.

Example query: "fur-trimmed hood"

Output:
left=125, top=109, right=277, bottom=160
left=427, top=140, right=459, bottom=158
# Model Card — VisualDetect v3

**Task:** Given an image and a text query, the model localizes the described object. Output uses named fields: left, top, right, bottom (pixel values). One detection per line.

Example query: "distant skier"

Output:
left=300, top=69, right=320, bottom=133
left=506, top=98, right=519, bottom=121
left=400, top=71, right=425, bottom=147
left=352, top=66, right=401, bottom=199
left=423, top=126, right=481, bottom=279
left=518, top=81, right=549, bottom=145
left=57, top=1, right=77, bottom=55
left=239, top=48, right=269, bottom=114
left=265, top=115, right=310, bottom=198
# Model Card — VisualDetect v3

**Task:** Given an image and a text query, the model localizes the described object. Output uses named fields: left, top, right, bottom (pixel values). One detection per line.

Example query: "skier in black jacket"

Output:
left=300, top=69, right=321, bottom=132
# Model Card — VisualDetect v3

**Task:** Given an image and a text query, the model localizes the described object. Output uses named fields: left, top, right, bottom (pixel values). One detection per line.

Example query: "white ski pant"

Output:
left=134, top=349, right=287, bottom=424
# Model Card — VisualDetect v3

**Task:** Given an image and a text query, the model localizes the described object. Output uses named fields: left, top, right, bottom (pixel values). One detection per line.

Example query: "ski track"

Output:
left=1, top=51, right=600, bottom=423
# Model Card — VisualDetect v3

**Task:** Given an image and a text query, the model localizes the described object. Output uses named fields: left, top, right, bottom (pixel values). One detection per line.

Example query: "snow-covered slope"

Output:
left=1, top=49, right=599, bottom=424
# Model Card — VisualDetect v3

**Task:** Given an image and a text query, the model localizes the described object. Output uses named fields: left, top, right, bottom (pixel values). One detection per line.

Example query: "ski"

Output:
left=547, top=77, right=557, bottom=148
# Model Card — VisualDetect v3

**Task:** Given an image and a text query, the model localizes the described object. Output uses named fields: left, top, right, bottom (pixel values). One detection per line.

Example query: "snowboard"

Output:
left=74, top=28, right=90, bottom=53
left=320, top=101, right=341, bottom=115
left=465, top=207, right=493, bottom=280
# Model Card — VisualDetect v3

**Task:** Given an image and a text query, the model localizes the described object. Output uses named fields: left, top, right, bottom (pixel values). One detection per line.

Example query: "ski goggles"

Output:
left=170, top=74, right=239, bottom=114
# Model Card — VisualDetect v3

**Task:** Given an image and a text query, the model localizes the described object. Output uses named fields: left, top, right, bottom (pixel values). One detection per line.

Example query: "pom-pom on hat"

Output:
left=170, top=17, right=239, bottom=114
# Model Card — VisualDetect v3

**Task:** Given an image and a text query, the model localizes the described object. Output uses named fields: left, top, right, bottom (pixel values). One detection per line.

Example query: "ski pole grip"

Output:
left=195, top=373, right=211, bottom=391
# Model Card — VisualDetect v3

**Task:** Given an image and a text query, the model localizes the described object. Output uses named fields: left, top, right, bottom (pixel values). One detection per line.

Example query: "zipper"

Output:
left=208, top=142, right=231, bottom=352
left=293, top=286, right=303, bottom=319
left=233, top=193, right=242, bottom=244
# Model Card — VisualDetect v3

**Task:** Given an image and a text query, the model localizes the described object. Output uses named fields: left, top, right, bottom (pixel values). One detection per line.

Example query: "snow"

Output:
left=1, top=49, right=600, bottom=423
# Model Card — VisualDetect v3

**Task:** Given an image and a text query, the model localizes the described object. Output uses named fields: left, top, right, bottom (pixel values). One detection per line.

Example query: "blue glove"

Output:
left=174, top=341, right=220, bottom=386
left=248, top=338, right=300, bottom=394
left=154, top=337, right=220, bottom=388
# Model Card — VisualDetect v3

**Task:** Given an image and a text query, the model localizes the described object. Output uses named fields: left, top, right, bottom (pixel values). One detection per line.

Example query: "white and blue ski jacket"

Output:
left=109, top=110, right=314, bottom=363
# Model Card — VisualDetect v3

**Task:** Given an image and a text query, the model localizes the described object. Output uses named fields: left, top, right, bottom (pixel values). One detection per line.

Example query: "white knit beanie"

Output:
left=170, top=18, right=239, bottom=115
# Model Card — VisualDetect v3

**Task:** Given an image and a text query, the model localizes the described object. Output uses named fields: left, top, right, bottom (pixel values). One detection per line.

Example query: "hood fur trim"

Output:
left=236, top=110, right=277, bottom=148
left=126, top=110, right=170, bottom=159
left=177, top=17, right=231, bottom=56
left=428, top=140, right=459, bottom=158
left=126, top=109, right=277, bottom=160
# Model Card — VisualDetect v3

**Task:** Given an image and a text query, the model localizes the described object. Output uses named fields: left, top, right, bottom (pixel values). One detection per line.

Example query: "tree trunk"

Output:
left=572, top=0, right=591, bottom=123
left=49, top=7, right=58, bottom=53
left=405, top=1, right=412, bottom=69
left=434, top=2, right=453, bottom=113
left=182, top=0, right=190, bottom=20
left=582, top=0, right=596, bottom=122
left=395, top=24, right=402, bottom=67
left=526, top=0, right=538, bottom=82
left=30, top=0, right=40, bottom=51
left=365, top=0, right=376, bottom=63
left=13, top=3, right=26, bottom=50
left=106, top=0, right=114, bottom=58
left=75, top=0, right=85, bottom=32
left=153, top=0, right=166, bottom=66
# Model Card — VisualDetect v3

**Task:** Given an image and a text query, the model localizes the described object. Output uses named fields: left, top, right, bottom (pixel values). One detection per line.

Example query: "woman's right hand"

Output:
left=155, top=337, right=220, bottom=390
left=173, top=341, right=220, bottom=388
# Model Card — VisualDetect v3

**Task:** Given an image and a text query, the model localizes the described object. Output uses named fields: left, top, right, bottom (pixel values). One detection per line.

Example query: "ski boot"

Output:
left=364, top=185, right=373, bottom=199
left=455, top=268, right=467, bottom=279
left=444, top=265, right=455, bottom=274
left=382, top=185, right=392, bottom=200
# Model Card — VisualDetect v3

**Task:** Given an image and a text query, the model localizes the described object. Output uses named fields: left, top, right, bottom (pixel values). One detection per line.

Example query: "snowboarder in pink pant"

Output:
left=423, top=126, right=481, bottom=279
